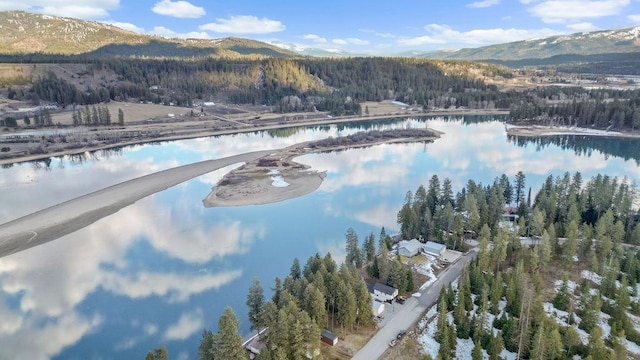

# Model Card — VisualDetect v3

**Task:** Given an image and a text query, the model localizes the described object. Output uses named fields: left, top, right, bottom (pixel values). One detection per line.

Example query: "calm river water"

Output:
left=0, top=116, right=639, bottom=359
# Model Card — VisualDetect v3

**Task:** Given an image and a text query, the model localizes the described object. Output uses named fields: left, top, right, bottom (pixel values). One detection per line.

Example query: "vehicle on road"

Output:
left=397, top=330, right=406, bottom=339
left=396, top=295, right=406, bottom=304
left=388, top=339, right=398, bottom=347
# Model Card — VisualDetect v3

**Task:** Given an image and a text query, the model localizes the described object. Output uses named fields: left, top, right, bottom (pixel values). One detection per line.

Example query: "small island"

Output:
left=204, top=128, right=442, bottom=207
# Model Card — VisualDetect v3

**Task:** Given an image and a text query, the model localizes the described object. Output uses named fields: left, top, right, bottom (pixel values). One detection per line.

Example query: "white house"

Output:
left=423, top=241, right=446, bottom=257
left=372, top=282, right=398, bottom=302
left=372, top=300, right=385, bottom=317
left=398, top=239, right=423, bottom=257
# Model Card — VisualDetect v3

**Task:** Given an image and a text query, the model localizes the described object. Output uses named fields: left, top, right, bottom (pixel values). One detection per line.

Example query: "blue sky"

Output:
left=1, top=0, right=639, bottom=53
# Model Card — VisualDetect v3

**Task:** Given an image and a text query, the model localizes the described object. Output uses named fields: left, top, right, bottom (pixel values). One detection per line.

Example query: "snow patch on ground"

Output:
left=417, top=254, right=438, bottom=290
left=581, top=270, right=602, bottom=285
left=455, top=337, right=475, bottom=360
left=501, top=349, right=517, bottom=360
left=553, top=279, right=577, bottom=294
left=268, top=170, right=289, bottom=187
left=417, top=306, right=439, bottom=359
left=544, top=302, right=571, bottom=327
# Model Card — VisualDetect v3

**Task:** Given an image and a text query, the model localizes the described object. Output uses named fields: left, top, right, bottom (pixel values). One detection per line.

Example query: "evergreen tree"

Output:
left=345, top=227, right=362, bottom=267
left=246, top=278, right=265, bottom=330
left=363, top=232, right=376, bottom=262
left=118, top=108, right=125, bottom=125
left=290, top=258, right=301, bottom=280
left=211, top=307, right=247, bottom=360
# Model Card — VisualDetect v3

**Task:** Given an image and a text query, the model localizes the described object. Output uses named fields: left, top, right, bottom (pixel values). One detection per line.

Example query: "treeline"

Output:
left=396, top=173, right=640, bottom=359
left=309, top=128, right=439, bottom=149
left=397, top=173, right=527, bottom=250
left=71, top=105, right=123, bottom=126
left=30, top=71, right=110, bottom=105
left=509, top=89, right=640, bottom=130
left=21, top=57, right=520, bottom=117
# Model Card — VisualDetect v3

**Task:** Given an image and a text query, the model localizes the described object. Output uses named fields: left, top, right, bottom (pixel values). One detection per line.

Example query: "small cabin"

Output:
left=371, top=282, right=398, bottom=302
left=398, top=239, right=423, bottom=257
left=423, top=241, right=446, bottom=257
left=321, top=329, right=338, bottom=346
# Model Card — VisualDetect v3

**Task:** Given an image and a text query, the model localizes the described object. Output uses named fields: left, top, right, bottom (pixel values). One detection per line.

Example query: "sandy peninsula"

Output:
left=204, top=128, right=441, bottom=208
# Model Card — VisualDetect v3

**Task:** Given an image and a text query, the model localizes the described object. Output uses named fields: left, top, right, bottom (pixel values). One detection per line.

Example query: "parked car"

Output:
left=397, top=330, right=407, bottom=339
left=388, top=338, right=398, bottom=347
left=396, top=295, right=406, bottom=304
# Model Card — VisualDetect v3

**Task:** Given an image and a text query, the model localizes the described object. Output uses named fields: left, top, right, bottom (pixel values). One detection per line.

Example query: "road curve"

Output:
left=352, top=250, right=477, bottom=360
left=0, top=150, right=274, bottom=258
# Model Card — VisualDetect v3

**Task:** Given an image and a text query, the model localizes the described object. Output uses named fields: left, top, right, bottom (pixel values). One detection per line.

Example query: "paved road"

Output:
left=352, top=250, right=477, bottom=360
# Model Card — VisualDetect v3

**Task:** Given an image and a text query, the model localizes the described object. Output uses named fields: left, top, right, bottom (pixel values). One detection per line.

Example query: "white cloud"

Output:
left=0, top=1, right=120, bottom=19
left=303, top=34, right=327, bottom=44
left=629, top=14, right=640, bottom=22
left=152, top=0, right=205, bottom=18
left=150, top=26, right=210, bottom=39
left=359, top=28, right=397, bottom=38
left=163, top=309, right=204, bottom=341
left=528, top=0, right=630, bottom=23
left=332, top=38, right=369, bottom=46
left=467, top=0, right=501, bottom=8
left=347, top=37, right=370, bottom=45
left=106, top=21, right=144, bottom=33
left=199, top=15, right=285, bottom=34
left=101, top=269, right=243, bottom=303
left=398, top=24, right=559, bottom=46
left=567, top=22, right=599, bottom=31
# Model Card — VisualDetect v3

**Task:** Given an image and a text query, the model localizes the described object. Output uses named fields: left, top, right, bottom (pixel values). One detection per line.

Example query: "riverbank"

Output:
left=505, top=123, right=640, bottom=138
left=0, top=107, right=506, bottom=166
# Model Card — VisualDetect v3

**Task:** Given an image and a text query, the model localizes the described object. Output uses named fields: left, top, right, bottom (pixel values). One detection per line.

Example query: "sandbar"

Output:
left=0, top=150, right=272, bottom=258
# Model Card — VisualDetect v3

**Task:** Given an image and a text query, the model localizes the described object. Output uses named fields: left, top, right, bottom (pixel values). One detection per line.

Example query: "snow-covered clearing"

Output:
left=580, top=270, right=602, bottom=285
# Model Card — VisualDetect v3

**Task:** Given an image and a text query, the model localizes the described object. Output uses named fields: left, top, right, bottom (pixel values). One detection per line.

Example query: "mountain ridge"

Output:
left=417, top=27, right=640, bottom=61
left=0, top=11, right=299, bottom=58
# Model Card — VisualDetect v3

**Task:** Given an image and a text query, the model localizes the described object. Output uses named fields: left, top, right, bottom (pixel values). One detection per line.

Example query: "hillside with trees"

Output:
left=391, top=171, right=640, bottom=359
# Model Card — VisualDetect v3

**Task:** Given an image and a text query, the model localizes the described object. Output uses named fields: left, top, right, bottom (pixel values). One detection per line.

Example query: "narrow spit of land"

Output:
left=0, top=128, right=441, bottom=258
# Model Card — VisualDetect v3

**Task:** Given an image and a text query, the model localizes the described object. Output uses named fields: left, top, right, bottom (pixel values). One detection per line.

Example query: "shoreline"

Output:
left=505, top=124, right=640, bottom=138
left=0, top=108, right=506, bottom=166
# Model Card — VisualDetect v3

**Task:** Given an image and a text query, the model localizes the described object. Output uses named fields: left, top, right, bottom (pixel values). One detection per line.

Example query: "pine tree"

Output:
left=303, top=284, right=327, bottom=327
left=345, top=227, right=362, bottom=267
left=363, top=232, right=376, bottom=262
left=212, top=307, right=247, bottom=360
left=354, top=281, right=374, bottom=326
left=118, top=108, right=125, bottom=125
left=246, top=278, right=265, bottom=330
left=290, top=258, right=301, bottom=280
left=471, top=341, right=483, bottom=360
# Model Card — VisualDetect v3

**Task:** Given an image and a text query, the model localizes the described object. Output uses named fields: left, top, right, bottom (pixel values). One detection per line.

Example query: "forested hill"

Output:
left=16, top=57, right=515, bottom=116
left=0, top=11, right=298, bottom=58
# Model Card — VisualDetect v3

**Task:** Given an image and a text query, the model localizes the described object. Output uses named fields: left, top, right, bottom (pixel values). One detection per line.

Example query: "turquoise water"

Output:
left=0, top=116, right=638, bottom=359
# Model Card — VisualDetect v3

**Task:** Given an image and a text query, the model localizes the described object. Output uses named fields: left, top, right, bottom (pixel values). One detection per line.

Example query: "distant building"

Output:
left=398, top=239, right=423, bottom=257
left=321, top=329, right=338, bottom=346
left=423, top=241, right=446, bottom=257
left=203, top=101, right=216, bottom=106
left=371, top=282, right=398, bottom=302
left=242, top=328, right=267, bottom=358
left=372, top=300, right=385, bottom=317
